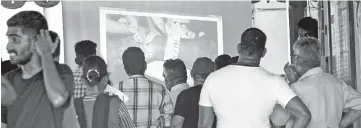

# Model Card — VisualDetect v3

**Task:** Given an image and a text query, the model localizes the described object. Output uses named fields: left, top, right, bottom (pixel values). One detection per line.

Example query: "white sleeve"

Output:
left=198, top=75, right=213, bottom=107
left=275, top=76, right=297, bottom=108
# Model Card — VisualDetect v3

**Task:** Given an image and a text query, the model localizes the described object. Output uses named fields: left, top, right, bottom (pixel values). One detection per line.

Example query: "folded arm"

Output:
left=285, top=97, right=312, bottom=128
left=198, top=106, right=215, bottom=128
left=341, top=84, right=361, bottom=127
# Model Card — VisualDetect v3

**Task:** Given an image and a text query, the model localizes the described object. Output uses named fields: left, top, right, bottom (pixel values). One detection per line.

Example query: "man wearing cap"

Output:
left=171, top=57, right=216, bottom=128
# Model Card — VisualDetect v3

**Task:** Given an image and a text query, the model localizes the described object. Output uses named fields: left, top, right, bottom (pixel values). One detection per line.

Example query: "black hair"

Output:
left=49, top=30, right=60, bottom=58
left=238, top=28, right=267, bottom=58
left=215, top=54, right=231, bottom=70
left=297, top=17, right=318, bottom=38
left=228, top=56, right=239, bottom=64
left=163, top=59, right=187, bottom=83
left=74, top=40, right=97, bottom=56
left=122, top=47, right=146, bottom=76
left=7, top=11, right=48, bottom=34
left=82, top=56, right=109, bottom=86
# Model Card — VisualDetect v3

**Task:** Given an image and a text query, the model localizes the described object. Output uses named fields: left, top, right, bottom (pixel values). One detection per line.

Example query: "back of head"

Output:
left=75, top=40, right=97, bottom=56
left=293, top=37, right=321, bottom=68
left=228, top=56, right=239, bottom=64
left=7, top=11, right=48, bottom=35
left=191, top=57, right=215, bottom=80
left=49, top=30, right=60, bottom=58
left=297, top=17, right=318, bottom=38
left=74, top=40, right=97, bottom=66
left=163, top=59, right=187, bottom=81
left=215, top=54, right=231, bottom=70
left=122, top=47, right=146, bottom=76
left=238, top=28, right=267, bottom=58
left=2, top=60, right=18, bottom=75
left=82, top=56, right=107, bottom=87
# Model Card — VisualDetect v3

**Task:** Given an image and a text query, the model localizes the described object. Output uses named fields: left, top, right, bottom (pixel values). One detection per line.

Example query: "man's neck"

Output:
left=236, top=55, right=261, bottom=67
left=20, top=55, right=42, bottom=79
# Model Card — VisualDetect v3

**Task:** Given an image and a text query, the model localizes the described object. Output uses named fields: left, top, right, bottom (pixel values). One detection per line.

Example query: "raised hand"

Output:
left=35, top=29, right=59, bottom=57
left=283, top=62, right=299, bottom=84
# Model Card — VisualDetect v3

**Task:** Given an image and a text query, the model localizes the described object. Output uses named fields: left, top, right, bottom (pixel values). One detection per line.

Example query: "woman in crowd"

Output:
left=74, top=56, right=134, bottom=128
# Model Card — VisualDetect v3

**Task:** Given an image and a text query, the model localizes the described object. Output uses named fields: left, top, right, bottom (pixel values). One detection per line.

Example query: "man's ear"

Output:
left=261, top=48, right=267, bottom=58
left=51, top=37, right=60, bottom=54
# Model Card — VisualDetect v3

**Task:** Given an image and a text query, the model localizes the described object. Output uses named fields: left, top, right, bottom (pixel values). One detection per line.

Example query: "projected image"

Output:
left=99, top=8, right=223, bottom=86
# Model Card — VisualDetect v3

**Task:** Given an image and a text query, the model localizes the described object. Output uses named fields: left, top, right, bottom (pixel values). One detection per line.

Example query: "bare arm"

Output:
left=161, top=91, right=174, bottom=127
left=171, top=115, right=184, bottom=128
left=36, top=30, right=70, bottom=108
left=1, top=75, right=17, bottom=106
left=285, top=97, right=311, bottom=128
left=198, top=106, right=215, bottom=128
left=270, top=104, right=291, bottom=126
left=41, top=54, right=70, bottom=108
left=340, top=109, right=361, bottom=128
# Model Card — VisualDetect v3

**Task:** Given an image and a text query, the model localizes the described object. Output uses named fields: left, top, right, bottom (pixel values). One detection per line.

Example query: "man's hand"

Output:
left=283, top=62, right=299, bottom=84
left=35, top=29, right=58, bottom=58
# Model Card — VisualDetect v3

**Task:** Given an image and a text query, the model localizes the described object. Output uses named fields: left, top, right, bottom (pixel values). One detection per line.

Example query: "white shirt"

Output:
left=169, top=83, right=190, bottom=105
left=272, top=67, right=361, bottom=128
left=199, top=65, right=296, bottom=128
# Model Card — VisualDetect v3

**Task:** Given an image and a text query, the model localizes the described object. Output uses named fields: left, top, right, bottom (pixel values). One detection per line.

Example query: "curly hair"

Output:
left=7, top=11, right=48, bottom=35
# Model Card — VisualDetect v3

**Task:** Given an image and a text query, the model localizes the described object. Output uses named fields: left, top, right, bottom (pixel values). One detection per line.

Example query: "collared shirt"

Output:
left=73, top=67, right=86, bottom=98
left=169, top=83, right=190, bottom=106
left=274, top=67, right=361, bottom=128
left=119, top=75, right=173, bottom=128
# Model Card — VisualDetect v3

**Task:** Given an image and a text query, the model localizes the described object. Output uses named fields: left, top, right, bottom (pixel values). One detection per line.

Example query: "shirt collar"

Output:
left=171, top=83, right=189, bottom=91
left=298, top=67, right=323, bottom=81
left=129, top=75, right=145, bottom=78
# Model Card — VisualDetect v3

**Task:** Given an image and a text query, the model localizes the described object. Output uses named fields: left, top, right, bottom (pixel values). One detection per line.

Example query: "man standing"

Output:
left=271, top=37, right=361, bottom=128
left=163, top=59, right=190, bottom=104
left=2, top=11, right=73, bottom=128
left=198, top=28, right=311, bottom=128
left=119, top=47, right=173, bottom=128
left=171, top=57, right=216, bottom=128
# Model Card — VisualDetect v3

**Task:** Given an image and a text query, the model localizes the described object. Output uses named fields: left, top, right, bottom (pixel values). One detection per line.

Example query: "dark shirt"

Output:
left=1, top=60, right=18, bottom=123
left=3, top=62, right=74, bottom=128
left=174, top=85, right=217, bottom=128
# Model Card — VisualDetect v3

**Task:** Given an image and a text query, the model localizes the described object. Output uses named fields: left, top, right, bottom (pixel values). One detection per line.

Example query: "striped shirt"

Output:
left=83, top=94, right=135, bottom=128
left=118, top=75, right=173, bottom=128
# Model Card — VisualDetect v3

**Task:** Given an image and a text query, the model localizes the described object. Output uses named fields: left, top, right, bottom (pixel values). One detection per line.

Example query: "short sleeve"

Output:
left=274, top=76, right=297, bottom=108
left=342, top=82, right=361, bottom=110
left=199, top=75, right=213, bottom=107
left=174, top=91, right=188, bottom=117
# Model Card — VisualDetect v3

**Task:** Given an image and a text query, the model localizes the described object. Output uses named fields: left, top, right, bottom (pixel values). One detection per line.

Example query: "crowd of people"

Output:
left=2, top=10, right=361, bottom=128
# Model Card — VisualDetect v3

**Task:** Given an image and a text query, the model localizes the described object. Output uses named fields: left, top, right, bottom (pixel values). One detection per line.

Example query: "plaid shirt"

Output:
left=119, top=75, right=173, bottom=128
left=73, top=67, right=87, bottom=98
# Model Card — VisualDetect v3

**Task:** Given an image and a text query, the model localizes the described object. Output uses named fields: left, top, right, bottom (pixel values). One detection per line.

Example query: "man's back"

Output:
left=285, top=68, right=361, bottom=128
left=199, top=65, right=296, bottom=128
left=119, top=75, right=173, bottom=128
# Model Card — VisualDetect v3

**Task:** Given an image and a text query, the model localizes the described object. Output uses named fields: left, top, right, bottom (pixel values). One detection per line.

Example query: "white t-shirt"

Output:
left=199, top=65, right=296, bottom=128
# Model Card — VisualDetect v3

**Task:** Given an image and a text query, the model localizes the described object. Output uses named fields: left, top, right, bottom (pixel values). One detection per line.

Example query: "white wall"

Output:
left=253, top=0, right=289, bottom=74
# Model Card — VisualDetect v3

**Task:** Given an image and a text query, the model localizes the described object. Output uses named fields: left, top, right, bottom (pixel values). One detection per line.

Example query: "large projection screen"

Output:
left=99, top=7, right=223, bottom=87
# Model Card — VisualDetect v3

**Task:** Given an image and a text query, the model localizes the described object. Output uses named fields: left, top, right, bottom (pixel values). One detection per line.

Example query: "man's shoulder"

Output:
left=55, top=63, right=73, bottom=74
left=4, top=68, right=21, bottom=79
left=180, top=86, right=201, bottom=96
